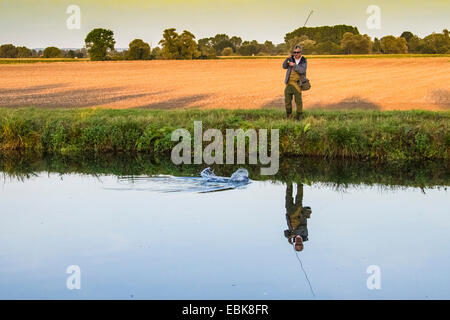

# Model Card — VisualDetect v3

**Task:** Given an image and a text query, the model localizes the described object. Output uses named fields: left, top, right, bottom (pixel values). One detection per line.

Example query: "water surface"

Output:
left=0, top=155, right=449, bottom=299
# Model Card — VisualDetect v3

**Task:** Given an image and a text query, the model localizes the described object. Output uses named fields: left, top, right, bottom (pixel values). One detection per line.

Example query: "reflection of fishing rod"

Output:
left=293, top=246, right=316, bottom=298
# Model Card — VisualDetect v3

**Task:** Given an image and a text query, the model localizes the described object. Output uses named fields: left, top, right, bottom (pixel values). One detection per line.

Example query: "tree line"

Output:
left=1, top=25, right=449, bottom=60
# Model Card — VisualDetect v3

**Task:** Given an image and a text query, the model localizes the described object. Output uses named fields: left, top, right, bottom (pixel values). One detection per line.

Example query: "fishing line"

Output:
left=293, top=246, right=316, bottom=298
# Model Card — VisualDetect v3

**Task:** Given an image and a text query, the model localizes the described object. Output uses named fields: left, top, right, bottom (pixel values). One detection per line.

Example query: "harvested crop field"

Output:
left=0, top=58, right=449, bottom=110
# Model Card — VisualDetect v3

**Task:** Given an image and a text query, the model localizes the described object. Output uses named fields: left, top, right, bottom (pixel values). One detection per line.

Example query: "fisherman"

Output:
left=284, top=182, right=312, bottom=251
left=282, top=45, right=307, bottom=120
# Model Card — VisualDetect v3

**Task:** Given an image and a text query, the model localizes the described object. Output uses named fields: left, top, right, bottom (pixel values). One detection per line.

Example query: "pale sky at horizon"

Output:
left=0, top=0, right=448, bottom=49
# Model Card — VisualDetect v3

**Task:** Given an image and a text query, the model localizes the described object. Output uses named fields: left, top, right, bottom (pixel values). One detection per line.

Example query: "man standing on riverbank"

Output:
left=282, top=45, right=307, bottom=120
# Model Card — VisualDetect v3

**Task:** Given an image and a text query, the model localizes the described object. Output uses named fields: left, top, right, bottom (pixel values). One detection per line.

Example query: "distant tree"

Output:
left=406, top=35, right=423, bottom=53
left=340, top=33, right=372, bottom=54
left=400, top=31, right=415, bottom=43
left=237, top=40, right=262, bottom=56
left=198, top=37, right=215, bottom=57
left=230, top=36, right=242, bottom=50
left=299, top=39, right=316, bottom=54
left=109, top=49, right=127, bottom=60
left=0, top=44, right=18, bottom=58
left=286, top=36, right=302, bottom=53
left=315, top=41, right=343, bottom=54
left=159, top=28, right=181, bottom=59
left=380, top=36, right=408, bottom=53
left=373, top=37, right=381, bottom=53
left=151, top=47, right=162, bottom=59
left=127, top=39, right=151, bottom=60
left=261, top=40, right=276, bottom=55
left=43, top=46, right=62, bottom=58
left=275, top=43, right=288, bottom=55
left=421, top=32, right=450, bottom=54
left=16, top=46, right=32, bottom=58
left=159, top=28, right=200, bottom=59
left=63, top=49, right=84, bottom=58
left=285, top=25, right=359, bottom=45
left=179, top=30, right=201, bottom=59
left=221, top=47, right=233, bottom=56
left=211, top=34, right=234, bottom=55
left=85, top=28, right=115, bottom=61
left=64, top=49, right=76, bottom=58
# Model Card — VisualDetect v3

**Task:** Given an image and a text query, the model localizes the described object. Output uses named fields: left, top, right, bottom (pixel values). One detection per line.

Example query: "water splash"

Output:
left=105, top=167, right=251, bottom=193
left=201, top=167, right=249, bottom=185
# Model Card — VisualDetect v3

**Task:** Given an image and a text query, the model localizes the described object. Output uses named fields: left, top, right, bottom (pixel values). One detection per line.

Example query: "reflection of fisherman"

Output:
left=284, top=182, right=312, bottom=252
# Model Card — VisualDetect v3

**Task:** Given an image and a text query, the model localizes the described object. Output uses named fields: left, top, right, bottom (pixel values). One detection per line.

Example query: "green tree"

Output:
left=421, top=32, right=450, bottom=54
left=286, top=36, right=303, bottom=53
left=127, top=39, right=151, bottom=60
left=198, top=37, right=215, bottom=57
left=230, top=36, right=242, bottom=50
left=315, top=41, right=343, bottom=54
left=43, top=46, right=62, bottom=58
left=261, top=40, right=276, bottom=55
left=444, top=29, right=449, bottom=38
left=275, top=43, right=288, bottom=55
left=211, top=34, right=234, bottom=55
left=400, top=31, right=414, bottom=43
left=340, top=33, right=372, bottom=54
left=151, top=47, right=162, bottom=59
left=159, top=28, right=181, bottom=59
left=85, top=28, right=115, bottom=61
left=237, top=40, right=262, bottom=56
left=285, top=25, right=359, bottom=45
left=299, top=39, right=316, bottom=54
left=0, top=44, right=18, bottom=58
left=406, top=35, right=423, bottom=53
left=64, top=49, right=76, bottom=58
left=373, top=37, right=381, bottom=53
left=380, top=36, right=408, bottom=53
left=159, top=28, right=200, bottom=59
left=17, top=46, right=32, bottom=58
left=179, top=30, right=201, bottom=59
left=221, top=47, right=233, bottom=56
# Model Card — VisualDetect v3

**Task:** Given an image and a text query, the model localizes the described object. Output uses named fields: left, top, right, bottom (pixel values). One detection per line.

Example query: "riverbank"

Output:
left=0, top=108, right=448, bottom=161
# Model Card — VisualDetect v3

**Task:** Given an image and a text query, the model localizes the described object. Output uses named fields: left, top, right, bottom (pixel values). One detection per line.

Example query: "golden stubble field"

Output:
left=0, top=58, right=449, bottom=110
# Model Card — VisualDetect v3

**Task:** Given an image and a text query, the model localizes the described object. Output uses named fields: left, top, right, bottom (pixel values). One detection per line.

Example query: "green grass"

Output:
left=0, top=108, right=448, bottom=162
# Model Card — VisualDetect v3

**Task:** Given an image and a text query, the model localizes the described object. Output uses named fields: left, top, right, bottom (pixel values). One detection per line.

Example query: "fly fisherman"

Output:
left=284, top=182, right=312, bottom=252
left=282, top=45, right=307, bottom=120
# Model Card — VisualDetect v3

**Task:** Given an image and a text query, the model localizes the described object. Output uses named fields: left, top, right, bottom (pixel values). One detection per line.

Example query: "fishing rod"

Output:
left=303, top=10, right=314, bottom=27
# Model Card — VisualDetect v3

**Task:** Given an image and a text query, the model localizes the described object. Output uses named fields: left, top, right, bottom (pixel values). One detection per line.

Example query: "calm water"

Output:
left=0, top=157, right=449, bottom=299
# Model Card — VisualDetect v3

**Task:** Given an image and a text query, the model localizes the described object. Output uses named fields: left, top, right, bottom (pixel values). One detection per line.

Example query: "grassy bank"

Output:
left=0, top=108, right=448, bottom=161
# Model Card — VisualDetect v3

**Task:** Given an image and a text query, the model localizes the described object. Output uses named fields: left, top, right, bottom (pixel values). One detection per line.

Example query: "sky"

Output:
left=0, top=0, right=448, bottom=49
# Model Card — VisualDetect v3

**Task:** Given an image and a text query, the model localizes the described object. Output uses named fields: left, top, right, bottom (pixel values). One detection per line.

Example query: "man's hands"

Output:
left=287, top=55, right=295, bottom=67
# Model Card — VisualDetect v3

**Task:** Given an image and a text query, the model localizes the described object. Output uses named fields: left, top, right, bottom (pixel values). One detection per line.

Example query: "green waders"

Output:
left=284, top=84, right=303, bottom=118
